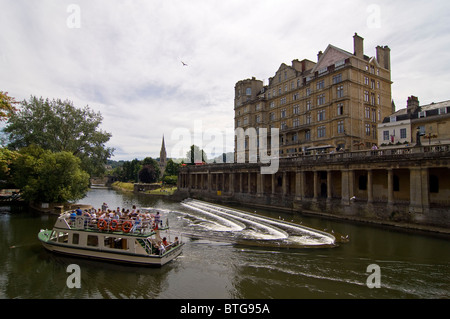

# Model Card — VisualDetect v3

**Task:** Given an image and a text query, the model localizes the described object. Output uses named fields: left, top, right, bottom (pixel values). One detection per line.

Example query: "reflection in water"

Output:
left=0, top=187, right=449, bottom=299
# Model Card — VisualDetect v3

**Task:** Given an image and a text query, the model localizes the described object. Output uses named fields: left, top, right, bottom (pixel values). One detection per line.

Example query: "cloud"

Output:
left=1, top=0, right=449, bottom=160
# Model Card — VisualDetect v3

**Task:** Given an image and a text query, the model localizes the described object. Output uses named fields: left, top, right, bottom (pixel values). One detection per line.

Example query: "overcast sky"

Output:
left=1, top=0, right=449, bottom=161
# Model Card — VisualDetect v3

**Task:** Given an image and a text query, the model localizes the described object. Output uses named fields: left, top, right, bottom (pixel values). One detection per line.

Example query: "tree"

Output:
left=0, top=147, right=19, bottom=186
left=3, top=96, right=114, bottom=176
left=11, top=145, right=90, bottom=203
left=186, top=145, right=207, bottom=164
left=138, top=165, right=159, bottom=183
left=164, top=158, right=181, bottom=176
left=0, top=91, right=18, bottom=121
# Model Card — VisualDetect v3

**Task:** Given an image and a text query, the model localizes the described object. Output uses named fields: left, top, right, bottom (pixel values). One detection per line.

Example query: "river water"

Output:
left=1, top=187, right=449, bottom=299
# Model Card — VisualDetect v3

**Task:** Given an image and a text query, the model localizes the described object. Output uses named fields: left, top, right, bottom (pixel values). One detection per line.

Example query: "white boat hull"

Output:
left=41, top=240, right=183, bottom=266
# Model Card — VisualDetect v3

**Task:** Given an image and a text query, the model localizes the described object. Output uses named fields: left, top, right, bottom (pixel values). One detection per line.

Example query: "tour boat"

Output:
left=38, top=208, right=184, bottom=267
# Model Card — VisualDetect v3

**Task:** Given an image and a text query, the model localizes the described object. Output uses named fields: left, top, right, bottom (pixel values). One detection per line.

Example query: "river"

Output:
left=0, top=187, right=449, bottom=299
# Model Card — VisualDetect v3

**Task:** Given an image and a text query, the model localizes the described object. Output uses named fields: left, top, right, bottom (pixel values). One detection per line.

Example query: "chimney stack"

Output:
left=407, top=96, right=419, bottom=113
left=376, top=45, right=391, bottom=70
left=317, top=51, right=323, bottom=61
left=353, top=33, right=364, bottom=58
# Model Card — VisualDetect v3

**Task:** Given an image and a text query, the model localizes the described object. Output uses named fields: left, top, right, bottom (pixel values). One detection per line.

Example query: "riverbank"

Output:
left=111, top=181, right=178, bottom=196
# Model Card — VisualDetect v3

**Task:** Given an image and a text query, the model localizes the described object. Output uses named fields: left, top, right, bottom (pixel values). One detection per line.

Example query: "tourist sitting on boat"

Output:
left=70, top=211, right=76, bottom=223
left=131, top=215, right=141, bottom=233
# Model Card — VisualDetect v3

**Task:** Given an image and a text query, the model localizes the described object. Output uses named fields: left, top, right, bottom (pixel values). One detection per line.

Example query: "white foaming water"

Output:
left=181, top=199, right=336, bottom=247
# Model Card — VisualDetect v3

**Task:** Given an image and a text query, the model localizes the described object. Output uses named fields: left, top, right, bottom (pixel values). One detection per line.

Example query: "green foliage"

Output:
left=0, top=147, right=19, bottom=181
left=111, top=157, right=161, bottom=183
left=11, top=145, right=90, bottom=203
left=138, top=165, right=159, bottom=183
left=162, top=175, right=178, bottom=185
left=0, top=91, right=18, bottom=121
left=3, top=96, right=114, bottom=176
left=164, top=158, right=180, bottom=176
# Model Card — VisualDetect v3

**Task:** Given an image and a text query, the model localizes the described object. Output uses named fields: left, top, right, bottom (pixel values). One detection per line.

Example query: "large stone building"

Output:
left=234, top=33, right=392, bottom=159
left=378, top=95, right=450, bottom=147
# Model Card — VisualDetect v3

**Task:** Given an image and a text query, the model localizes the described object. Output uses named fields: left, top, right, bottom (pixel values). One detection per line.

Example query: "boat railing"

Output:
left=64, top=214, right=165, bottom=235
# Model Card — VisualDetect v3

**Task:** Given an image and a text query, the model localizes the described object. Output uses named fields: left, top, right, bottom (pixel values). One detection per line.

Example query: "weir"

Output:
left=179, top=199, right=337, bottom=248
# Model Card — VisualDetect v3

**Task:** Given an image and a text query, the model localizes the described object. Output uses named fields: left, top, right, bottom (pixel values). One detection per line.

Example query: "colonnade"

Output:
left=178, top=165, right=443, bottom=214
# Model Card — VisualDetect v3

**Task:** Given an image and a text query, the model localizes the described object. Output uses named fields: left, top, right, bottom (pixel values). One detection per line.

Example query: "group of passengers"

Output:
left=68, top=203, right=163, bottom=233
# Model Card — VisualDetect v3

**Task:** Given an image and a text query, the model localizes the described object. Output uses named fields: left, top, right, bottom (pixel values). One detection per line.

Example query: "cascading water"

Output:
left=177, top=199, right=338, bottom=248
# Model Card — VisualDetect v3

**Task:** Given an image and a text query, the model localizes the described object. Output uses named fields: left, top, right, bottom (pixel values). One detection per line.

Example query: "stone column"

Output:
left=271, top=174, right=276, bottom=195
left=341, top=169, right=350, bottom=205
left=282, top=171, right=287, bottom=196
left=207, top=170, right=212, bottom=193
left=409, top=167, right=429, bottom=213
left=229, top=172, right=234, bottom=195
left=257, top=173, right=263, bottom=196
left=327, top=170, right=332, bottom=201
left=295, top=170, right=302, bottom=200
left=387, top=169, right=394, bottom=205
left=239, top=173, right=243, bottom=193
left=313, top=171, right=319, bottom=201
left=367, top=169, right=373, bottom=203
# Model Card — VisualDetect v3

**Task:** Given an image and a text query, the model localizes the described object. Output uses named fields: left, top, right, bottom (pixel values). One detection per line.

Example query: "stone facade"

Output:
left=378, top=96, right=450, bottom=147
left=234, top=33, right=392, bottom=160
left=178, top=145, right=450, bottom=232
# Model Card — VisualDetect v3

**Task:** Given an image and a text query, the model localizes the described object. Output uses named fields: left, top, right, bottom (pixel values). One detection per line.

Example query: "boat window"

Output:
left=87, top=235, right=98, bottom=247
left=50, top=231, right=58, bottom=242
left=72, top=233, right=79, bottom=245
left=58, top=232, right=69, bottom=243
left=104, top=237, right=127, bottom=249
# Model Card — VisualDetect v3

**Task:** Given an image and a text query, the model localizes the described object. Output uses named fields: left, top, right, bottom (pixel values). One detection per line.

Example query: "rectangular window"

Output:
left=305, top=114, right=311, bottom=125
left=293, top=104, right=300, bottom=114
left=337, top=85, right=344, bottom=98
left=281, top=109, right=286, bottom=118
left=337, top=120, right=344, bottom=134
left=293, top=117, right=300, bottom=128
left=281, top=121, right=287, bottom=130
left=87, top=235, right=98, bottom=247
left=364, top=91, right=369, bottom=102
left=400, top=128, right=407, bottom=139
left=317, top=94, right=325, bottom=106
left=318, top=126, right=326, bottom=138
left=317, top=109, right=326, bottom=121
left=365, top=124, right=371, bottom=136
left=306, top=100, right=311, bottom=111
left=317, top=80, right=324, bottom=90
left=58, top=232, right=69, bottom=243
left=337, top=103, right=344, bottom=116
left=104, top=237, right=127, bottom=250
left=305, top=130, right=311, bottom=141
left=280, top=97, right=287, bottom=105
left=72, top=233, right=79, bottom=245
left=332, top=74, right=342, bottom=84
